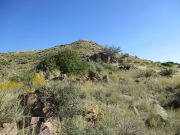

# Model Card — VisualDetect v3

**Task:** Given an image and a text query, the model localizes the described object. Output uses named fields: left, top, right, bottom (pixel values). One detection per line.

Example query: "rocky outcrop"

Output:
left=89, top=52, right=119, bottom=63
left=16, top=90, right=60, bottom=135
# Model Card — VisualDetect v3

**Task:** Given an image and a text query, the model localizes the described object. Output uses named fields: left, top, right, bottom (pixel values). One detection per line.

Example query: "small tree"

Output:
left=103, top=45, right=121, bottom=57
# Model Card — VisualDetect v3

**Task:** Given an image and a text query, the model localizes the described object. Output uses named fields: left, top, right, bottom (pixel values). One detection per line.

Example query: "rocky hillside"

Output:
left=0, top=40, right=180, bottom=135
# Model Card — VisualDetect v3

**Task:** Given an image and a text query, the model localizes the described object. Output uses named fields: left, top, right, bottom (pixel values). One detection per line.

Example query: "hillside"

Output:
left=0, top=40, right=180, bottom=135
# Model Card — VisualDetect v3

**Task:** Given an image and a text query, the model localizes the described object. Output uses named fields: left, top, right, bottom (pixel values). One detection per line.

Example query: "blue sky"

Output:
left=0, top=0, right=180, bottom=62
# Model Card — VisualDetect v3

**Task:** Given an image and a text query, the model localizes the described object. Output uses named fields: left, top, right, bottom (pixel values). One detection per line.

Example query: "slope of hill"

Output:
left=0, top=40, right=180, bottom=135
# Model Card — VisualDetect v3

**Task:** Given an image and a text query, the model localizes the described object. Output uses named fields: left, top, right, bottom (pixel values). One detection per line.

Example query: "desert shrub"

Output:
left=0, top=93, right=23, bottom=124
left=160, top=69, right=175, bottom=77
left=10, top=70, right=35, bottom=83
left=103, top=45, right=121, bottom=57
left=45, top=82, right=83, bottom=117
left=92, top=89, right=119, bottom=105
left=62, top=116, right=88, bottom=135
left=137, top=69, right=157, bottom=78
left=117, top=120, right=145, bottom=135
left=37, top=49, right=89, bottom=75
left=36, top=56, right=57, bottom=71
left=88, top=62, right=104, bottom=73
left=56, top=49, right=89, bottom=75
left=101, top=63, right=119, bottom=71
left=32, top=73, right=45, bottom=86
left=0, top=81, right=23, bottom=91
left=161, top=62, right=173, bottom=67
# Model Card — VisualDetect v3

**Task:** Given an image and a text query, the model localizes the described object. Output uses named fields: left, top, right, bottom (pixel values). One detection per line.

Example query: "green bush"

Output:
left=160, top=69, right=175, bottom=77
left=37, top=49, right=89, bottom=75
left=88, top=62, right=104, bottom=73
left=56, top=49, right=89, bottom=75
left=137, top=69, right=157, bottom=78
left=37, top=56, right=57, bottom=71
left=45, top=83, right=83, bottom=117
left=0, top=93, right=23, bottom=124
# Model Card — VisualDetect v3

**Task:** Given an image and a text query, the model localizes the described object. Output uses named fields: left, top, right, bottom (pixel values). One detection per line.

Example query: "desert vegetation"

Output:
left=0, top=40, right=180, bottom=135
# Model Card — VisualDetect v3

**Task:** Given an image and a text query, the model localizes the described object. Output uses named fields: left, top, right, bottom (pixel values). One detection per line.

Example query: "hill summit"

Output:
left=0, top=40, right=180, bottom=135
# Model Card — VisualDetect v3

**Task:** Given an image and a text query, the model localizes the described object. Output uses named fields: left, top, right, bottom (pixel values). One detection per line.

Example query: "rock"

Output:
left=152, top=103, right=168, bottom=121
left=52, top=76, right=65, bottom=81
left=31, top=117, right=40, bottom=125
left=85, top=106, right=98, bottom=123
left=39, top=117, right=61, bottom=135
left=119, top=63, right=136, bottom=70
left=89, top=52, right=119, bottom=63
left=31, top=101, right=44, bottom=117
left=52, top=74, right=68, bottom=81
left=175, top=84, right=180, bottom=89
left=0, top=122, right=17, bottom=135
left=88, top=71, right=101, bottom=81
left=20, top=93, right=38, bottom=106
left=39, top=128, right=51, bottom=135
left=42, top=102, right=56, bottom=118
left=76, top=76, right=89, bottom=83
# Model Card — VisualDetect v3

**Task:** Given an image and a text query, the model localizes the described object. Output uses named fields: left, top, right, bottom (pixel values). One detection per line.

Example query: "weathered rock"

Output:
left=0, top=122, right=17, bottom=135
left=85, top=106, right=98, bottom=123
left=119, top=63, right=136, bottom=70
left=31, top=117, right=40, bottom=125
left=88, top=71, right=101, bottom=81
left=76, top=76, right=89, bottom=83
left=39, top=117, right=61, bottom=135
left=42, top=102, right=56, bottom=118
left=152, top=103, right=168, bottom=121
left=20, top=93, right=38, bottom=106
left=31, top=101, right=44, bottom=117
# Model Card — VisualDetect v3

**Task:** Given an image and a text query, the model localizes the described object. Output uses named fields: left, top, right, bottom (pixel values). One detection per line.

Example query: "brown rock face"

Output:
left=89, top=52, right=118, bottom=63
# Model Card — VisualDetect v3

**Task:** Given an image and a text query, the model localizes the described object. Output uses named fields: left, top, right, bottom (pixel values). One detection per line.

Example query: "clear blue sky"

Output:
left=0, top=0, right=180, bottom=62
